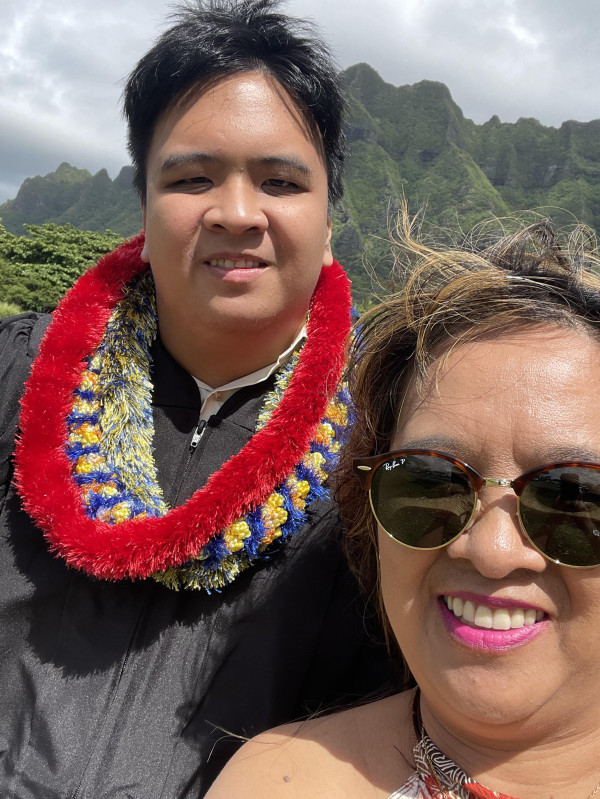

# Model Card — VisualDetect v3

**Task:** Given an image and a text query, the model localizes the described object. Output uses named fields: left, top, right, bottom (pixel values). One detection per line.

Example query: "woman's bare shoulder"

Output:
left=205, top=691, right=417, bottom=799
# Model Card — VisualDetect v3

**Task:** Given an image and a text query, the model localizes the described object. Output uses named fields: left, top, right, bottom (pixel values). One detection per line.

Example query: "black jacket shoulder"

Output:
left=0, top=313, right=51, bottom=487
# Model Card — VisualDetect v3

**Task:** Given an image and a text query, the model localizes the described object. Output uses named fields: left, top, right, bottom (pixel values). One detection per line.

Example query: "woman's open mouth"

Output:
left=439, top=595, right=549, bottom=650
left=442, top=595, right=545, bottom=631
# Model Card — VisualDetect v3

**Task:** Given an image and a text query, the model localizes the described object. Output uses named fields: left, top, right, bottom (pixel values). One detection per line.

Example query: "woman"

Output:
left=206, top=217, right=600, bottom=799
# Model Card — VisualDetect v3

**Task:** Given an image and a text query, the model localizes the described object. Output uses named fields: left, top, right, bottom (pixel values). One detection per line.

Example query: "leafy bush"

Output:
left=0, top=300, right=22, bottom=318
left=0, top=223, right=123, bottom=313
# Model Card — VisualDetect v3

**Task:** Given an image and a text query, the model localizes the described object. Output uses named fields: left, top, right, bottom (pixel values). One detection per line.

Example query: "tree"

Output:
left=0, top=222, right=123, bottom=313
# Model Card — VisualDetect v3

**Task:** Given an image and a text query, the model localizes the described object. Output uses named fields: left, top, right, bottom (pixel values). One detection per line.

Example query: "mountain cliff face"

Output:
left=0, top=163, right=142, bottom=237
left=332, top=64, right=600, bottom=296
left=2, top=64, right=599, bottom=301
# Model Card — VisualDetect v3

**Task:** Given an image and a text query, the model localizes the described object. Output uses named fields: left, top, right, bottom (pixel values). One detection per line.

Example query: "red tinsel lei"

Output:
left=14, top=234, right=351, bottom=581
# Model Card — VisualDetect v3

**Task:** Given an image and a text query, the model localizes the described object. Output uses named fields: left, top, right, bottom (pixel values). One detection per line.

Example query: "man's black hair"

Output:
left=123, top=0, right=346, bottom=206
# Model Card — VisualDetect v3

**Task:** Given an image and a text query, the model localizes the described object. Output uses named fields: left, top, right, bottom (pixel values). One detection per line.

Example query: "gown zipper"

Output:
left=189, top=418, right=207, bottom=453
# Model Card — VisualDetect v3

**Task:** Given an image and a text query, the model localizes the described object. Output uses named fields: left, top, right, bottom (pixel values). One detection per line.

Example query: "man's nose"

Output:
left=202, top=178, right=268, bottom=235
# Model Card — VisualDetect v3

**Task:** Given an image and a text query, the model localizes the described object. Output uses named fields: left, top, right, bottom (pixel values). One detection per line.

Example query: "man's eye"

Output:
left=264, top=178, right=300, bottom=192
left=174, top=176, right=211, bottom=187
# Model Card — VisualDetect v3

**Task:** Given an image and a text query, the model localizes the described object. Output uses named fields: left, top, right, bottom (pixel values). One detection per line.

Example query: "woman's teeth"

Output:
left=444, top=595, right=544, bottom=630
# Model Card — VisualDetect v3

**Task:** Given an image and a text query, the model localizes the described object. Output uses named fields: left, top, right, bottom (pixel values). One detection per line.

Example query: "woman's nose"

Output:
left=445, top=494, right=548, bottom=578
left=202, top=178, right=268, bottom=235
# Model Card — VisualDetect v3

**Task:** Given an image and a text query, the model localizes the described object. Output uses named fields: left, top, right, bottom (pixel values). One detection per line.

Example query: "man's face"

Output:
left=141, top=71, right=333, bottom=351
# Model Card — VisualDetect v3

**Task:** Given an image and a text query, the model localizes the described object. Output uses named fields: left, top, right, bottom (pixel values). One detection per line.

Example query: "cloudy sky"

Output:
left=1, top=0, right=599, bottom=204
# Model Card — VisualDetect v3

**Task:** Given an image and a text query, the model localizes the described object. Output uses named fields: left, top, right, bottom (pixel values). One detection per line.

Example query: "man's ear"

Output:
left=322, top=217, right=333, bottom=267
left=140, top=200, right=150, bottom=263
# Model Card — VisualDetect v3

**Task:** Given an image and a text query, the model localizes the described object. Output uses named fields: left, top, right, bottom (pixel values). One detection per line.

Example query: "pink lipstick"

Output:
left=439, top=596, right=549, bottom=651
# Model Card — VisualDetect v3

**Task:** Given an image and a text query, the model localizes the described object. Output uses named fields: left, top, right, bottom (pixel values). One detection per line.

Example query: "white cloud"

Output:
left=1, top=0, right=599, bottom=203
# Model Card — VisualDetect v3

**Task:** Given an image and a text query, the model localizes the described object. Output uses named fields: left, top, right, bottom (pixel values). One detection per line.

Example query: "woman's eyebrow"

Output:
left=395, top=439, right=600, bottom=465
left=536, top=446, right=600, bottom=463
left=397, top=437, right=461, bottom=453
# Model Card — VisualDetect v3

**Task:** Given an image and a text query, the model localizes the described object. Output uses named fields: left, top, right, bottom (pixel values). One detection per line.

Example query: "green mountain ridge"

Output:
left=0, top=162, right=142, bottom=237
left=2, top=63, right=600, bottom=301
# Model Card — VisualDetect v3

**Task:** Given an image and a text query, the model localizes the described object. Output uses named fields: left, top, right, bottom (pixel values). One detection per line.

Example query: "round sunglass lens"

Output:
left=371, top=453, right=475, bottom=548
left=520, top=466, right=600, bottom=567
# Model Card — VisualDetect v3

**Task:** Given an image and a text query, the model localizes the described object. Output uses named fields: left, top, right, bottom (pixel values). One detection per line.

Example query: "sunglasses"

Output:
left=353, top=450, right=600, bottom=568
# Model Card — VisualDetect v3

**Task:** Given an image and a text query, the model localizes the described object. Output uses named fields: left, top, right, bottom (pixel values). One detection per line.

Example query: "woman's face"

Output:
left=380, top=325, right=600, bottom=740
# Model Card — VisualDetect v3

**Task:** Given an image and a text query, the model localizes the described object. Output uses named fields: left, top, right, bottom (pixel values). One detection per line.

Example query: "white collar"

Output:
left=193, top=326, right=307, bottom=420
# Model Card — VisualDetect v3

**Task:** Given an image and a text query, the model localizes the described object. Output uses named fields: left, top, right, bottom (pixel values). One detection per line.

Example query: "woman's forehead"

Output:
left=393, top=326, right=600, bottom=467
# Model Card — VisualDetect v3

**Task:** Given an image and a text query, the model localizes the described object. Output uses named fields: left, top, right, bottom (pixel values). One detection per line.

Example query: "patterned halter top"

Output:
left=389, top=691, right=518, bottom=799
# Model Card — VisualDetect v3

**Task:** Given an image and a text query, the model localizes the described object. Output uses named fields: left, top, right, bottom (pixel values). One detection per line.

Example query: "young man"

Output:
left=0, top=2, right=390, bottom=797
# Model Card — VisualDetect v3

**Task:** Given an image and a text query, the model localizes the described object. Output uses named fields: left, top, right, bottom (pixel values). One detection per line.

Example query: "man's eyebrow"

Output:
left=257, top=155, right=313, bottom=177
left=160, top=152, right=215, bottom=173
left=159, top=152, right=313, bottom=177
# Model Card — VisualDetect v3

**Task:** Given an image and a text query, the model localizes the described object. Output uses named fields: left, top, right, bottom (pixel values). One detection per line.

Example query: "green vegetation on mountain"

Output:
left=331, top=64, right=600, bottom=294
left=1, top=63, right=600, bottom=310
left=0, top=162, right=142, bottom=238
